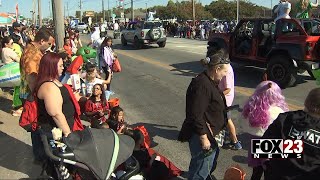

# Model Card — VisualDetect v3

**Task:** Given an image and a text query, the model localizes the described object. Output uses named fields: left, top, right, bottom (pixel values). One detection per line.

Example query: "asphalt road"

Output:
left=80, top=33, right=318, bottom=179
left=0, top=32, right=317, bottom=179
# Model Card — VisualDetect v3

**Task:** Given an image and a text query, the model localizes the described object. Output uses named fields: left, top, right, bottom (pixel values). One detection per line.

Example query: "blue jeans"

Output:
left=188, top=134, right=219, bottom=180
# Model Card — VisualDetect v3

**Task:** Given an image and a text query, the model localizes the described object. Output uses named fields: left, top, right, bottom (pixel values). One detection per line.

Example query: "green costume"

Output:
left=75, top=46, right=97, bottom=63
left=296, top=2, right=312, bottom=18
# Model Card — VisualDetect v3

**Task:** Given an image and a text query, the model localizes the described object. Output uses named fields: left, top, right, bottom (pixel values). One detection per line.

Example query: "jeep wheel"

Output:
left=149, top=28, right=162, bottom=41
left=267, top=55, right=297, bottom=88
left=158, top=41, right=166, bottom=48
left=121, top=35, right=127, bottom=46
left=134, top=37, right=142, bottom=49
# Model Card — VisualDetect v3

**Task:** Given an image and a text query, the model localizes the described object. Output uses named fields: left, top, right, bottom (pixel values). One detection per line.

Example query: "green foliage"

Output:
left=205, top=0, right=269, bottom=20
left=147, top=0, right=269, bottom=21
left=86, top=0, right=271, bottom=22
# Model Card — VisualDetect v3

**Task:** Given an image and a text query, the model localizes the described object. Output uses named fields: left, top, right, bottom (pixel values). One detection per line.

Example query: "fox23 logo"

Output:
left=251, top=139, right=303, bottom=158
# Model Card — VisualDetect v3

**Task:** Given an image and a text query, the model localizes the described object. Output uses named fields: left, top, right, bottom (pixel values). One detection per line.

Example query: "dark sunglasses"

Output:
left=94, top=87, right=101, bottom=90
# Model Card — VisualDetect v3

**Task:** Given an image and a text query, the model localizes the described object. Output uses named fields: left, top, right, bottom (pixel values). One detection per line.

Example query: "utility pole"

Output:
left=67, top=2, right=69, bottom=17
left=146, top=3, right=147, bottom=19
left=49, top=1, right=52, bottom=18
left=270, top=0, right=273, bottom=17
left=108, top=0, right=110, bottom=21
left=79, top=0, right=82, bottom=22
left=237, top=0, right=239, bottom=24
left=192, top=0, right=195, bottom=26
left=38, top=0, right=42, bottom=27
left=131, top=0, right=134, bottom=21
left=31, top=0, right=36, bottom=25
left=102, top=0, right=105, bottom=22
left=52, top=0, right=64, bottom=50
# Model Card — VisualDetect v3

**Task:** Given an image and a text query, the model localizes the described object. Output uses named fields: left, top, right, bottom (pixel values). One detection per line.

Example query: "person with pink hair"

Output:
left=242, top=80, right=289, bottom=180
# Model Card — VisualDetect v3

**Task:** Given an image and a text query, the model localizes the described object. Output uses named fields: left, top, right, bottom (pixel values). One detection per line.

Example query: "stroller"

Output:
left=39, top=127, right=143, bottom=180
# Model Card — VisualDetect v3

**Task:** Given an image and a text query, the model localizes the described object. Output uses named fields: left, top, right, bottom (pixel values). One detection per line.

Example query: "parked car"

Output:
left=121, top=20, right=167, bottom=49
left=76, top=22, right=88, bottom=33
left=208, top=18, right=320, bottom=88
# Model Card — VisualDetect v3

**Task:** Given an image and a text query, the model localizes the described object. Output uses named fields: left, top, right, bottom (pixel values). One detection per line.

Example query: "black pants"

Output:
left=251, top=165, right=263, bottom=180
left=102, top=66, right=111, bottom=91
left=31, top=129, right=47, bottom=162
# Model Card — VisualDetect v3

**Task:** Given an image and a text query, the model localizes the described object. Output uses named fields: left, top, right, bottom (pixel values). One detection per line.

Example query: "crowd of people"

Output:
left=164, top=20, right=236, bottom=40
left=0, top=0, right=320, bottom=179
left=178, top=48, right=320, bottom=180
left=0, top=19, right=185, bottom=179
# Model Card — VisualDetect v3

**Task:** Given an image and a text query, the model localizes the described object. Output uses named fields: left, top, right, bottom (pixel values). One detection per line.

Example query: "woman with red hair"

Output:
left=36, top=52, right=84, bottom=137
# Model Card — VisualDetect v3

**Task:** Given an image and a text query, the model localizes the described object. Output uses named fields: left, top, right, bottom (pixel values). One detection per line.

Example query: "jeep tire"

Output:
left=158, top=41, right=166, bottom=48
left=134, top=36, right=143, bottom=49
left=267, top=55, right=297, bottom=88
left=149, top=28, right=161, bottom=41
left=121, top=35, right=127, bottom=46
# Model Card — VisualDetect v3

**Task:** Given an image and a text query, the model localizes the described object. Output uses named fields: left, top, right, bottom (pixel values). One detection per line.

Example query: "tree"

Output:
left=205, top=0, right=268, bottom=20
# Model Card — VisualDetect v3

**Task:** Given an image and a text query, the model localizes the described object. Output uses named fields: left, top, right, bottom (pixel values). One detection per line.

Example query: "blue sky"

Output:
left=0, top=0, right=278, bottom=18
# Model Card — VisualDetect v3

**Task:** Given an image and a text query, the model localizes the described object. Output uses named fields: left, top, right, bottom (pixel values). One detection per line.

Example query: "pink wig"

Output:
left=242, top=81, right=289, bottom=128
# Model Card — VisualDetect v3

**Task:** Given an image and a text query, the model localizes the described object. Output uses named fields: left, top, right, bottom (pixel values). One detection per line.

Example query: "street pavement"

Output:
left=0, top=32, right=317, bottom=179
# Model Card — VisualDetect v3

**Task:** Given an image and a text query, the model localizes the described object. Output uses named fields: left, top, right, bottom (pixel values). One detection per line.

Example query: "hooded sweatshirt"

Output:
left=262, top=110, right=320, bottom=180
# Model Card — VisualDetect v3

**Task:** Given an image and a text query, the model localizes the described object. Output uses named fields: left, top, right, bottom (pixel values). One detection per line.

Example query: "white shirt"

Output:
left=274, top=1, right=291, bottom=22
left=86, top=78, right=104, bottom=95
left=113, top=23, right=119, bottom=31
left=91, top=27, right=101, bottom=48
left=70, top=39, right=77, bottom=54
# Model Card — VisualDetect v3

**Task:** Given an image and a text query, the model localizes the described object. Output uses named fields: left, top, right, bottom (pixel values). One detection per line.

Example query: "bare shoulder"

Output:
left=37, top=82, right=61, bottom=99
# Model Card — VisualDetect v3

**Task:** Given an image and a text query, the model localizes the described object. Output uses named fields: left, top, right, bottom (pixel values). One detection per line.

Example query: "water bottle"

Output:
left=81, top=83, right=86, bottom=97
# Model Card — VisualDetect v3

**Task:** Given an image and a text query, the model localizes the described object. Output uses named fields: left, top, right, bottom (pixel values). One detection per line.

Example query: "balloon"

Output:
left=76, top=46, right=97, bottom=63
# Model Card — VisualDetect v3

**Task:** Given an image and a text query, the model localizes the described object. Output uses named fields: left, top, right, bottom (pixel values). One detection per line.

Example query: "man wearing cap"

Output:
left=11, top=22, right=26, bottom=47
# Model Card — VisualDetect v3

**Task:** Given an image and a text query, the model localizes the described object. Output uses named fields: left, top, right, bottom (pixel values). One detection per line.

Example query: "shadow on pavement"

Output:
left=131, top=122, right=179, bottom=148
left=0, top=96, right=13, bottom=113
left=236, top=133, right=251, bottom=151
left=0, top=131, right=41, bottom=178
left=170, top=61, right=203, bottom=77
left=113, top=43, right=160, bottom=51
left=232, top=155, right=248, bottom=165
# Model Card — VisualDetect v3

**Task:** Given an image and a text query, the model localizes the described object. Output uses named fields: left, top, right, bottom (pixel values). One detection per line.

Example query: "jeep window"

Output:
left=237, top=21, right=254, bottom=37
left=127, top=23, right=134, bottom=30
left=303, top=20, right=320, bottom=36
left=144, top=22, right=162, bottom=29
left=280, top=21, right=302, bottom=36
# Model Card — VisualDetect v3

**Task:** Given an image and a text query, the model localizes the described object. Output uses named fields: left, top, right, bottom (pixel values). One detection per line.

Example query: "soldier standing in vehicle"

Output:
left=274, top=0, right=291, bottom=22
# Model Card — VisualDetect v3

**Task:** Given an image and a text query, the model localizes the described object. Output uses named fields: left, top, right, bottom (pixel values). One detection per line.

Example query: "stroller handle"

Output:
left=39, top=129, right=62, bottom=162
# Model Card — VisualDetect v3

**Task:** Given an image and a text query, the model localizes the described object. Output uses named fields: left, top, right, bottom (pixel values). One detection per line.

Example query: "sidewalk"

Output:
left=0, top=89, right=41, bottom=179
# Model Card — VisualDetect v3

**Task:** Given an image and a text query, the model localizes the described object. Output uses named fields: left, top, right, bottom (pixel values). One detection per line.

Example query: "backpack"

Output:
left=224, top=164, right=246, bottom=180
left=19, top=93, right=38, bottom=132
left=134, top=125, right=151, bottom=148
